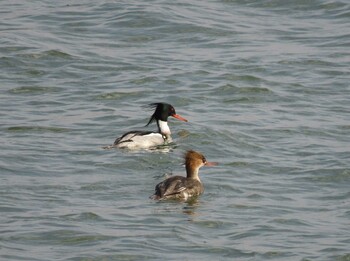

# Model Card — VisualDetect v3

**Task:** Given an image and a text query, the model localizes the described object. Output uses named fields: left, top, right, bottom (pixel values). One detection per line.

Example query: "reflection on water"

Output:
left=183, top=198, right=201, bottom=217
left=151, top=198, right=201, bottom=218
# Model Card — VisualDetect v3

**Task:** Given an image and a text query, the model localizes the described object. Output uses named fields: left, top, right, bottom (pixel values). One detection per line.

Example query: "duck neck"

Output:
left=186, top=165, right=200, bottom=181
left=157, top=120, right=171, bottom=138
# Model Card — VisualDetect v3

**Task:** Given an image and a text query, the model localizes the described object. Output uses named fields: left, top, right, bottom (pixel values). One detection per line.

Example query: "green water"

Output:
left=1, top=1, right=350, bottom=260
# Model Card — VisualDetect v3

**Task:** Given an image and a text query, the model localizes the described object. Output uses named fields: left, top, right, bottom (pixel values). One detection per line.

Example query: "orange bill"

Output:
left=172, top=114, right=188, bottom=122
left=205, top=162, right=218, bottom=167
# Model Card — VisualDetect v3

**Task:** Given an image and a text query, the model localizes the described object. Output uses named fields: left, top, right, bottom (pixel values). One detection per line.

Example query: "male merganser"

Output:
left=113, top=103, right=187, bottom=150
left=150, top=150, right=217, bottom=201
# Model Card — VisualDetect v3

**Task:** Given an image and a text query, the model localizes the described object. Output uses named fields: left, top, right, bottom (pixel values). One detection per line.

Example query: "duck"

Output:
left=150, top=150, right=217, bottom=201
left=113, top=102, right=187, bottom=150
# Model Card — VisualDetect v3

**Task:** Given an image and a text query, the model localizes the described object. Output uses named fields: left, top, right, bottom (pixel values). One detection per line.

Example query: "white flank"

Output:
left=116, top=133, right=165, bottom=150
left=182, top=191, right=189, bottom=201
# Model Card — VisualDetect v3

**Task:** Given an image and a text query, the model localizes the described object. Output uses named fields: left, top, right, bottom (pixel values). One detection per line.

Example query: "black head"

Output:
left=145, top=103, right=176, bottom=126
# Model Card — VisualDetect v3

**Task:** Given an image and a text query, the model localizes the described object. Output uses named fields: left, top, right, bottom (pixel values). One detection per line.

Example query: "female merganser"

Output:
left=150, top=150, right=217, bottom=201
left=113, top=103, right=187, bottom=150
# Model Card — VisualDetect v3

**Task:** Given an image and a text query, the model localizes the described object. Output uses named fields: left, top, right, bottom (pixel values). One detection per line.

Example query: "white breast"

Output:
left=158, top=120, right=171, bottom=135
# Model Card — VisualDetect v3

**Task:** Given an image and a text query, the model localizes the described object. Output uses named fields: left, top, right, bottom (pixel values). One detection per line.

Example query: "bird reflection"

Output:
left=182, top=198, right=200, bottom=217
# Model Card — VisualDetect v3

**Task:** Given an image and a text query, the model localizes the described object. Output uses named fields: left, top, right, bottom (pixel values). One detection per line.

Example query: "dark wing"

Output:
left=154, top=176, right=187, bottom=199
left=114, top=130, right=153, bottom=145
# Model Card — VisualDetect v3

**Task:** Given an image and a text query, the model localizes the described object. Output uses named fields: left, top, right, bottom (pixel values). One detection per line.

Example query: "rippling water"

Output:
left=1, top=1, right=350, bottom=260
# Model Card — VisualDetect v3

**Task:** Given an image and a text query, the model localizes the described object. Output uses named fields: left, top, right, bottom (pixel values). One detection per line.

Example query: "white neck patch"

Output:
left=158, top=120, right=171, bottom=135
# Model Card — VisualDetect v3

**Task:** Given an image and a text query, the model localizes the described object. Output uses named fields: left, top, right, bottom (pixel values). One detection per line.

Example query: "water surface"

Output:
left=1, top=1, right=350, bottom=260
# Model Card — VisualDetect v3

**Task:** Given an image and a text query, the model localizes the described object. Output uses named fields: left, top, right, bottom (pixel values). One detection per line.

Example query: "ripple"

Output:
left=95, top=91, right=141, bottom=100
left=7, top=126, right=70, bottom=133
left=4, top=230, right=97, bottom=246
left=130, top=76, right=159, bottom=84
left=20, top=50, right=73, bottom=60
left=61, top=212, right=104, bottom=222
left=8, top=86, right=61, bottom=94
left=225, top=161, right=250, bottom=167
left=56, top=230, right=112, bottom=246
left=307, top=169, right=350, bottom=184
left=270, top=218, right=310, bottom=227
left=217, top=84, right=271, bottom=94
left=193, top=220, right=225, bottom=229
left=80, top=182, right=111, bottom=191
left=334, top=253, right=350, bottom=261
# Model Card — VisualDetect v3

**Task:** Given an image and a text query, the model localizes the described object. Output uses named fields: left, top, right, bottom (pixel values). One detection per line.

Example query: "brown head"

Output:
left=185, top=150, right=217, bottom=179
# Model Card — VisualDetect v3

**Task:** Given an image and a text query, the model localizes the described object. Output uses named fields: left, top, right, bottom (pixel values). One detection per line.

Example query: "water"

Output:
left=1, top=1, right=350, bottom=260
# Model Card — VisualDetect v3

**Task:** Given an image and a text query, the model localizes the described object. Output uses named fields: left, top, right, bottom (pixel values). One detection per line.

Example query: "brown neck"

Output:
left=186, top=165, right=200, bottom=180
